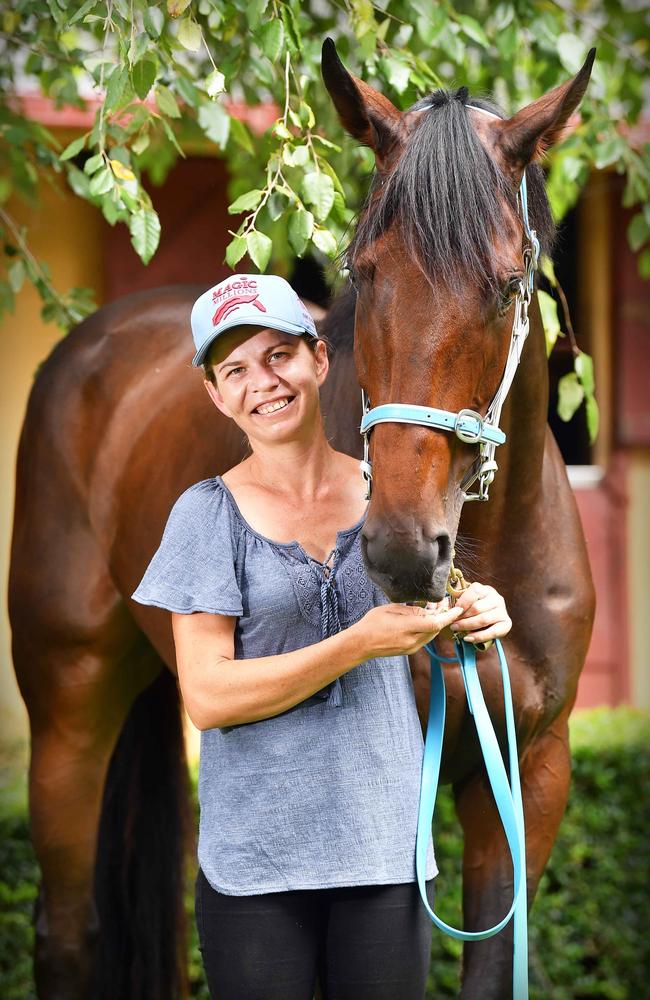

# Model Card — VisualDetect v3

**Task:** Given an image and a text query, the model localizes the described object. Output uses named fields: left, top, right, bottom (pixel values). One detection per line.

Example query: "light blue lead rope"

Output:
left=416, top=638, right=528, bottom=998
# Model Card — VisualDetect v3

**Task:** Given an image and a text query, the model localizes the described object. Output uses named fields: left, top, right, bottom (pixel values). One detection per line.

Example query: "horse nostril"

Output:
left=432, top=532, right=451, bottom=568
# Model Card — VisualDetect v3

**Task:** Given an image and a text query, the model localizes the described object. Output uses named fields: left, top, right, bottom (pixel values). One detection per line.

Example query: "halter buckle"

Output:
left=455, top=409, right=486, bottom=444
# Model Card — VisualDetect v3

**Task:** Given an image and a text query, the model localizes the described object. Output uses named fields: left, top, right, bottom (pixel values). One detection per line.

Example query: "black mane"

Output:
left=347, top=88, right=555, bottom=292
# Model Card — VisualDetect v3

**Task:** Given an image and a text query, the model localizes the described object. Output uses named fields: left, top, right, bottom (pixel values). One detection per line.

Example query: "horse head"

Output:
left=322, top=38, right=594, bottom=602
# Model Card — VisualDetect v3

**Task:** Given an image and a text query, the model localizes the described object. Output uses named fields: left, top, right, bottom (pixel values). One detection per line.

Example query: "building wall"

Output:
left=1, top=179, right=104, bottom=759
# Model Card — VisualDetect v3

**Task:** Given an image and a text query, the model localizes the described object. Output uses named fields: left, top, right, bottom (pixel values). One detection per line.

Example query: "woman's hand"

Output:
left=352, top=600, right=466, bottom=659
left=448, top=582, right=512, bottom=644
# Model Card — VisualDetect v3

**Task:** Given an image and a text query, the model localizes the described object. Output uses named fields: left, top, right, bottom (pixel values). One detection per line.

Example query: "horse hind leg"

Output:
left=453, top=710, right=572, bottom=1000
left=15, top=621, right=159, bottom=997
left=11, top=544, right=185, bottom=999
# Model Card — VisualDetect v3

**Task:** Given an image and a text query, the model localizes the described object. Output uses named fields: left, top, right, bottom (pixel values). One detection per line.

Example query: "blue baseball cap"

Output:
left=190, top=274, right=318, bottom=367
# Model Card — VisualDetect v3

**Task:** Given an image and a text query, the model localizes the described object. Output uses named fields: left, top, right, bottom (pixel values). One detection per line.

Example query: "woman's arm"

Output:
left=172, top=600, right=464, bottom=731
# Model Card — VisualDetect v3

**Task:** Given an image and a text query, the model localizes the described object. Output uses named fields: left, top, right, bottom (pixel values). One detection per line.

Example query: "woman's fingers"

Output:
left=453, top=582, right=491, bottom=610
left=452, top=608, right=503, bottom=632
left=464, top=617, right=512, bottom=642
left=457, top=595, right=501, bottom=615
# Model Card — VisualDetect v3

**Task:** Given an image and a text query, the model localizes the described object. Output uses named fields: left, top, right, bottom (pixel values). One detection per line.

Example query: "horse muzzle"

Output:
left=361, top=517, right=453, bottom=602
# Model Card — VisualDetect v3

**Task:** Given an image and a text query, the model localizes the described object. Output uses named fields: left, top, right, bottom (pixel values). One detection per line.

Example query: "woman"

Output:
left=133, top=274, right=512, bottom=1000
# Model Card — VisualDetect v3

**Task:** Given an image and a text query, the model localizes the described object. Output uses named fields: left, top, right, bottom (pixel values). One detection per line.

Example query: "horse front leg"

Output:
left=454, top=710, right=572, bottom=999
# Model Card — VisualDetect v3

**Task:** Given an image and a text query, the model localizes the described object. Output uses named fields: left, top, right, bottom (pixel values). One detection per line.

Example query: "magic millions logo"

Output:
left=212, top=277, right=267, bottom=326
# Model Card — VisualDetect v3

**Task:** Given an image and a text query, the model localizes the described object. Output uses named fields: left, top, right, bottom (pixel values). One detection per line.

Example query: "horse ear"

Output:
left=498, top=48, right=595, bottom=168
left=321, top=37, right=402, bottom=169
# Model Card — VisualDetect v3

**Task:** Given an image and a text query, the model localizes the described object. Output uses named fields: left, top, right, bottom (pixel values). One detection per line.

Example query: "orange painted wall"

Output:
left=1, top=179, right=104, bottom=756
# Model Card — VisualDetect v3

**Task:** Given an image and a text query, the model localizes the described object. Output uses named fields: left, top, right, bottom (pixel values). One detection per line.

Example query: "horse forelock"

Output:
left=347, top=88, right=555, bottom=293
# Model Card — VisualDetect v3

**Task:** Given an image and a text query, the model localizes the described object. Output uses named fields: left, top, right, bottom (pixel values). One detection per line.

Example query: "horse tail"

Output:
left=92, top=665, right=192, bottom=999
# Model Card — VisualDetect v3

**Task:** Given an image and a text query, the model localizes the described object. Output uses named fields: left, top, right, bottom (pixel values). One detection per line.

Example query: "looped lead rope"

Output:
left=415, top=562, right=528, bottom=998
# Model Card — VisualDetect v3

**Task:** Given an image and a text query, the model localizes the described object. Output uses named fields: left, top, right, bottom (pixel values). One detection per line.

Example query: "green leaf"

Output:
left=167, top=0, right=191, bottom=15
left=144, top=5, right=164, bottom=38
left=176, top=74, right=200, bottom=107
left=272, top=120, right=292, bottom=141
left=282, top=144, right=310, bottom=167
left=382, top=57, right=410, bottom=95
left=161, top=117, right=185, bottom=156
left=268, top=191, right=288, bottom=221
left=67, top=0, right=99, bottom=26
left=84, top=152, right=104, bottom=175
left=416, top=9, right=445, bottom=45
left=247, top=0, right=270, bottom=29
left=557, top=371, right=584, bottom=422
left=585, top=394, right=599, bottom=444
left=299, top=102, right=315, bottom=129
left=311, top=134, right=341, bottom=153
left=60, top=136, right=86, bottom=161
left=66, top=164, right=90, bottom=197
left=206, top=69, right=225, bottom=98
left=0, top=280, right=15, bottom=316
left=594, top=136, right=626, bottom=171
left=575, top=351, right=595, bottom=396
left=105, top=65, right=131, bottom=114
left=259, top=19, right=284, bottom=62
left=228, top=189, right=264, bottom=214
left=225, top=234, right=247, bottom=269
left=627, top=212, right=649, bottom=253
left=538, top=289, right=562, bottom=355
left=246, top=229, right=272, bottom=271
left=540, top=254, right=557, bottom=286
left=496, top=22, right=517, bottom=59
left=178, top=17, right=202, bottom=51
left=312, top=227, right=338, bottom=257
left=557, top=33, right=586, bottom=74
left=301, top=172, right=334, bottom=223
left=198, top=102, right=230, bottom=148
left=281, top=5, right=300, bottom=54
left=156, top=85, right=181, bottom=118
left=457, top=14, right=489, bottom=48
left=8, top=259, right=25, bottom=293
left=132, top=131, right=150, bottom=155
left=229, top=117, right=255, bottom=155
left=288, top=208, right=314, bottom=257
left=129, top=208, right=161, bottom=264
left=132, top=58, right=157, bottom=101
left=318, top=158, right=345, bottom=197
left=88, top=167, right=114, bottom=196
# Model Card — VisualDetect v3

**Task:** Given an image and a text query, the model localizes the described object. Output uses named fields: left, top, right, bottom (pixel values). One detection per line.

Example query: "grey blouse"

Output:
left=132, top=477, right=435, bottom=895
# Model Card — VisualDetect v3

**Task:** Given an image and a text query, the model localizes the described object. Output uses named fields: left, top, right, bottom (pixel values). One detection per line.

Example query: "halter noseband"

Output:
left=358, top=105, right=540, bottom=503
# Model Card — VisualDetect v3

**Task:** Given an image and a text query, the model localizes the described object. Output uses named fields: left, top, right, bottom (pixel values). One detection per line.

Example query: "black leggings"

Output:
left=195, top=868, right=435, bottom=1000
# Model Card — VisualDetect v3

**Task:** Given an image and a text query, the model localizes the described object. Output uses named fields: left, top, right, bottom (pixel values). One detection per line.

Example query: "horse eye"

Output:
left=506, top=275, right=524, bottom=297
left=497, top=275, right=523, bottom=313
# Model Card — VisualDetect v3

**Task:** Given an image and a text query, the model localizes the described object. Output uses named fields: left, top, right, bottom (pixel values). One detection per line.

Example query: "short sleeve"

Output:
left=132, top=479, right=244, bottom=616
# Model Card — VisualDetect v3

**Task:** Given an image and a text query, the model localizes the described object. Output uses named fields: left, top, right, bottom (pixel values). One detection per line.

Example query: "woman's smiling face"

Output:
left=203, top=326, right=329, bottom=444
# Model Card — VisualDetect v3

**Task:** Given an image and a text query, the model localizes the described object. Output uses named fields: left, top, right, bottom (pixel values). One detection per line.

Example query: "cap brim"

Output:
left=192, top=316, right=315, bottom=367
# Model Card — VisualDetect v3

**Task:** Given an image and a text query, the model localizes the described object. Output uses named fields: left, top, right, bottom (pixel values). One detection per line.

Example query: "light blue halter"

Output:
left=357, top=105, right=539, bottom=999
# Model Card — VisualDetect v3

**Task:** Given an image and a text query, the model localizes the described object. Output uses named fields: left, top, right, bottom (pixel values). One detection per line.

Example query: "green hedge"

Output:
left=2, top=709, right=648, bottom=999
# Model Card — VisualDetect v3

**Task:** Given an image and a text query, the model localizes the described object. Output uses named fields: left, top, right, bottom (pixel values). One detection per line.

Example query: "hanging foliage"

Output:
left=0, top=0, right=648, bottom=343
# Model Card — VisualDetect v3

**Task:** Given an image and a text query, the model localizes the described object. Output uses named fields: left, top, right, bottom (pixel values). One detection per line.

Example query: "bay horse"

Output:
left=9, top=41, right=595, bottom=1000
